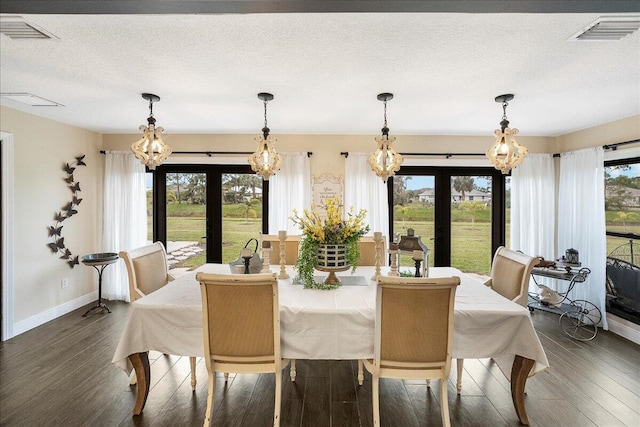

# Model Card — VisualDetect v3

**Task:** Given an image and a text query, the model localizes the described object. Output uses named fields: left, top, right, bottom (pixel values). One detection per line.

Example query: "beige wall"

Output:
left=104, top=133, right=555, bottom=178
left=555, top=115, right=640, bottom=153
left=1, top=106, right=104, bottom=323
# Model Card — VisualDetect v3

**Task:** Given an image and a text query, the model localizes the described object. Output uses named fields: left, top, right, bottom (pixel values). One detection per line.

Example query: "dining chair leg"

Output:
left=372, top=374, right=380, bottom=427
left=357, top=359, right=364, bottom=385
left=274, top=370, right=282, bottom=426
left=224, top=372, right=229, bottom=383
left=203, top=371, right=215, bottom=427
left=440, top=378, right=451, bottom=427
left=190, top=357, right=197, bottom=391
left=456, top=358, right=464, bottom=394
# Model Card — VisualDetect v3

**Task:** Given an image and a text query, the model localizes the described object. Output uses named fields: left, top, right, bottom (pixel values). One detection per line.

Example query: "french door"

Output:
left=389, top=166, right=506, bottom=275
left=151, top=164, right=268, bottom=267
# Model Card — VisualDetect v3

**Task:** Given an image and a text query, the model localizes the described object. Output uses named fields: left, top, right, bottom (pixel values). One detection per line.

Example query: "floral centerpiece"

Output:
left=291, top=197, right=369, bottom=289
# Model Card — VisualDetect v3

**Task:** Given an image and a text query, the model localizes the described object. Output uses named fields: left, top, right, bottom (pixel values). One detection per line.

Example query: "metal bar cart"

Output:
left=528, top=264, right=601, bottom=341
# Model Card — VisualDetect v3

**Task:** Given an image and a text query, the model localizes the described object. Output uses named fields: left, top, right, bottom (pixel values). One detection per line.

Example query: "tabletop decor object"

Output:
left=388, top=241, right=400, bottom=276
left=228, top=238, right=262, bottom=274
left=277, top=230, right=290, bottom=279
left=371, top=231, right=383, bottom=280
left=291, top=196, right=369, bottom=289
left=260, top=240, right=272, bottom=273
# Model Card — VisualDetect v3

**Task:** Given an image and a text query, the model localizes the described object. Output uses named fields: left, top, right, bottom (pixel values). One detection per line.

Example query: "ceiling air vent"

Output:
left=0, top=93, right=64, bottom=107
left=0, top=16, right=58, bottom=40
left=569, top=16, right=640, bottom=41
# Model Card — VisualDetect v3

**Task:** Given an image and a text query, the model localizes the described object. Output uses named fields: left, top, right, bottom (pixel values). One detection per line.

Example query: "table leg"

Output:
left=511, top=355, right=535, bottom=425
left=128, top=352, right=150, bottom=415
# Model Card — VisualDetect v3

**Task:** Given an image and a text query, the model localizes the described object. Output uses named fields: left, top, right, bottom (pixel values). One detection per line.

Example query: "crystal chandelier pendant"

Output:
left=369, top=93, right=403, bottom=183
left=368, top=134, right=403, bottom=183
left=131, top=93, right=171, bottom=170
left=249, top=93, right=283, bottom=180
left=486, top=94, right=528, bottom=174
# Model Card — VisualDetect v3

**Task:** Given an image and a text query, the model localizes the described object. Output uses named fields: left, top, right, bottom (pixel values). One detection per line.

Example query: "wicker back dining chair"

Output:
left=456, top=246, right=539, bottom=393
left=362, top=275, right=460, bottom=427
left=119, top=242, right=174, bottom=301
left=197, top=272, right=284, bottom=427
left=119, top=242, right=197, bottom=390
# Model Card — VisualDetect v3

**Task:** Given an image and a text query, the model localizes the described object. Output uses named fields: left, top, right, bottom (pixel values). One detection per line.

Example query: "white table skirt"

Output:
left=112, top=265, right=549, bottom=378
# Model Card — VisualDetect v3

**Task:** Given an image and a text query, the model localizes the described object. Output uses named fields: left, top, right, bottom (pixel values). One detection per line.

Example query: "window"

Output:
left=148, top=165, right=268, bottom=270
left=605, top=157, right=640, bottom=255
left=389, top=166, right=506, bottom=275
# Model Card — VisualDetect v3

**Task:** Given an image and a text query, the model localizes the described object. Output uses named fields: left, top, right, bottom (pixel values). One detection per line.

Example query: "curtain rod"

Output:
left=603, top=139, right=640, bottom=151
left=100, top=150, right=313, bottom=157
left=340, top=151, right=485, bottom=158
left=551, top=139, right=640, bottom=158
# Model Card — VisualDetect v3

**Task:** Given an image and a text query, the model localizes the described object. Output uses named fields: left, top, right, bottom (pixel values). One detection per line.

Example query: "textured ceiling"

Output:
left=1, top=12, right=639, bottom=136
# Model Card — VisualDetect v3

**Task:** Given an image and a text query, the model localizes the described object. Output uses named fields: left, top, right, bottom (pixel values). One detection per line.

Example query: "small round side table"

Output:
left=82, top=252, right=119, bottom=316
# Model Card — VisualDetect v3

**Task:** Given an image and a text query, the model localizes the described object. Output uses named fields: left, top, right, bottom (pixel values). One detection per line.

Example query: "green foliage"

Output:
left=452, top=176, right=475, bottom=200
left=244, top=198, right=260, bottom=222
left=295, top=238, right=323, bottom=288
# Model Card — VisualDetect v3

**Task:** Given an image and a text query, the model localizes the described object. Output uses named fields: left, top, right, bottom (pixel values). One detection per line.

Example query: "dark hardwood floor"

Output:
left=1, top=301, right=639, bottom=427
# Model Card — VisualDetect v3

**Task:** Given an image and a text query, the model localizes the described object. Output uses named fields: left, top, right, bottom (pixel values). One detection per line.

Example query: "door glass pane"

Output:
left=392, top=175, right=435, bottom=272
left=505, top=176, right=511, bottom=249
left=451, top=175, right=492, bottom=275
left=222, top=174, right=263, bottom=263
left=166, top=172, right=207, bottom=272
left=146, top=172, right=153, bottom=242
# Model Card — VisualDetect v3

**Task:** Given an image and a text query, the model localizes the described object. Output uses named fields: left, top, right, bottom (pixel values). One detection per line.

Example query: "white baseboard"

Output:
left=607, top=313, right=640, bottom=345
left=13, top=291, right=98, bottom=337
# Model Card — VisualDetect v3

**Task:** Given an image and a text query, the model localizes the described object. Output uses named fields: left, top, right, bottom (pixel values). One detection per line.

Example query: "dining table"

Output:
left=112, top=264, right=549, bottom=425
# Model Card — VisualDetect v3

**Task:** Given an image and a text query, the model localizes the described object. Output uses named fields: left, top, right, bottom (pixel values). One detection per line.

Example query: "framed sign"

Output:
left=312, top=173, right=343, bottom=213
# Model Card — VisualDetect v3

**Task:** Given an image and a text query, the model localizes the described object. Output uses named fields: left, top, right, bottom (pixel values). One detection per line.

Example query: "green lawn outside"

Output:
left=147, top=202, right=633, bottom=274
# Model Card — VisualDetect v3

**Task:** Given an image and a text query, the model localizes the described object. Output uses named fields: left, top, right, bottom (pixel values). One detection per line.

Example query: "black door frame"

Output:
left=389, top=166, right=506, bottom=267
left=151, top=164, right=268, bottom=263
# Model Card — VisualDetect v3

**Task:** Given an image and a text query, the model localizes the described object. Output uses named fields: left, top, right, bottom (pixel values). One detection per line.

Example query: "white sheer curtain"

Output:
left=510, top=154, right=556, bottom=292
left=268, top=152, right=311, bottom=234
left=102, top=152, right=147, bottom=302
left=344, top=153, right=389, bottom=239
left=558, top=147, right=607, bottom=328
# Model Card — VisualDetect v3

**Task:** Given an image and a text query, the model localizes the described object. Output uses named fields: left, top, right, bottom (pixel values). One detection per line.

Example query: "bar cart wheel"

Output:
left=559, top=300, right=602, bottom=341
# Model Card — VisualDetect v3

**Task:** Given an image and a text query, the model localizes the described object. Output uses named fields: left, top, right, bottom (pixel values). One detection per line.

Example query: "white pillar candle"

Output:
left=278, top=230, right=287, bottom=240
left=373, top=231, right=383, bottom=241
left=412, top=250, right=424, bottom=260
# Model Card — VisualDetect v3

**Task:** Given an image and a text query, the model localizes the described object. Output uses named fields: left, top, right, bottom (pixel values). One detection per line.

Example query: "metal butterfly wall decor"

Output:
left=47, top=155, right=86, bottom=268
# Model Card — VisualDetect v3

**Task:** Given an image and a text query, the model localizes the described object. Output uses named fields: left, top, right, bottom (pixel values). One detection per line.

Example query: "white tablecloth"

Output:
left=112, top=265, right=549, bottom=378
